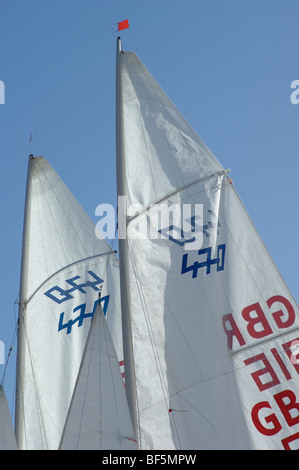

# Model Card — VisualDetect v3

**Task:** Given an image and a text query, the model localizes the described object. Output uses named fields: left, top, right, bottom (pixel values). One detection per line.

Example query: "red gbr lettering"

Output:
left=282, top=433, right=299, bottom=450
left=267, top=295, right=295, bottom=329
left=244, top=338, right=299, bottom=392
left=274, top=390, right=299, bottom=428
left=244, top=353, right=280, bottom=392
left=222, top=295, right=296, bottom=350
left=222, top=314, right=245, bottom=350
left=251, top=390, right=299, bottom=449
left=251, top=401, right=282, bottom=436
left=242, top=302, right=273, bottom=339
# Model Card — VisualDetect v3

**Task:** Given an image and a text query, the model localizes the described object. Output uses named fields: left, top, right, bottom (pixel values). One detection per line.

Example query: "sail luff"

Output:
left=15, top=154, right=34, bottom=449
left=116, top=36, right=140, bottom=446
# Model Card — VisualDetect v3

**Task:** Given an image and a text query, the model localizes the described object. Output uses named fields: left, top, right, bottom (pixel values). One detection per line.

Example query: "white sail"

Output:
left=16, top=156, right=122, bottom=450
left=0, top=386, right=17, bottom=450
left=116, top=40, right=299, bottom=450
left=59, top=302, right=136, bottom=450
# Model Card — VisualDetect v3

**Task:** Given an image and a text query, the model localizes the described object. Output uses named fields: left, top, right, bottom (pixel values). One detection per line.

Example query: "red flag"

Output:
left=118, top=19, right=129, bottom=31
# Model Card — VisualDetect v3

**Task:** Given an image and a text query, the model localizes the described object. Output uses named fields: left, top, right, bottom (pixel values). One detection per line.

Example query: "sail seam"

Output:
left=127, top=169, right=230, bottom=223
left=230, top=325, right=299, bottom=357
left=138, top=60, right=187, bottom=194
left=26, top=252, right=115, bottom=305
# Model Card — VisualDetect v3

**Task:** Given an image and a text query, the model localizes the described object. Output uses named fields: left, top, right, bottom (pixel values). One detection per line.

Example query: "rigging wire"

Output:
left=1, top=295, right=19, bottom=388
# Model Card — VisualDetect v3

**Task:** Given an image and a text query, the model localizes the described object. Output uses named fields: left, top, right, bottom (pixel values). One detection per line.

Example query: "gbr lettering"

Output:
left=222, top=295, right=295, bottom=350
left=222, top=294, right=299, bottom=449
left=252, top=390, right=299, bottom=450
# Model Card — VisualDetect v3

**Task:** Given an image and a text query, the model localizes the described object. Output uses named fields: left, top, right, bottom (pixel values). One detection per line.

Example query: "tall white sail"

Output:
left=16, top=156, right=122, bottom=450
left=0, top=386, right=17, bottom=450
left=116, top=39, right=299, bottom=450
left=59, top=302, right=136, bottom=450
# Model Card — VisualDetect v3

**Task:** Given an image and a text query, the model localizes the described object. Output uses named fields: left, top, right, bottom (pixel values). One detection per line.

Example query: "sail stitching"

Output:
left=230, top=324, right=299, bottom=357
left=130, top=52, right=203, bottom=183
left=126, top=52, right=224, bottom=194
left=126, top=170, right=230, bottom=223
left=26, top=252, right=113, bottom=305
left=131, top=91, right=159, bottom=203
left=37, top=157, right=109, bottom=283
left=37, top=160, right=72, bottom=281
left=137, top=60, right=186, bottom=194
left=144, top=92, right=205, bottom=183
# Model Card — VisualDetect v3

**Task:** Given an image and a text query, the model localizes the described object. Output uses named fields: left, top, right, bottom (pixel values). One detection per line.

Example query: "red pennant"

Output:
left=118, top=19, right=129, bottom=31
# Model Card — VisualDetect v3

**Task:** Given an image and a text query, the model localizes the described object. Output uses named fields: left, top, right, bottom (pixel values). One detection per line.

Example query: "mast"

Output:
left=15, top=154, right=34, bottom=449
left=115, top=37, right=139, bottom=445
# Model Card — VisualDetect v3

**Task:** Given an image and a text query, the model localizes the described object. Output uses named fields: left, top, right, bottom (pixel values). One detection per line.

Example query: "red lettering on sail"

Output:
left=222, top=313, right=245, bottom=350
left=268, top=295, right=295, bottom=329
left=251, top=401, right=282, bottom=436
left=222, top=295, right=299, bottom=449
left=270, top=347, right=292, bottom=380
left=222, top=296, right=296, bottom=350
left=274, top=390, right=299, bottom=427
left=282, top=433, right=299, bottom=450
left=244, top=353, right=280, bottom=391
left=242, top=302, right=273, bottom=339
left=251, top=390, right=299, bottom=449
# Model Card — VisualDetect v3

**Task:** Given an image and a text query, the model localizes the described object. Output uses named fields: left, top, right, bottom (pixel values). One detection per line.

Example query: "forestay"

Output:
left=117, top=44, right=299, bottom=450
left=16, top=156, right=122, bottom=450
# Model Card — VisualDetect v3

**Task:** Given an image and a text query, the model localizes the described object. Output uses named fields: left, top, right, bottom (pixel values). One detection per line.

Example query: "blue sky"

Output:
left=0, top=0, right=298, bottom=418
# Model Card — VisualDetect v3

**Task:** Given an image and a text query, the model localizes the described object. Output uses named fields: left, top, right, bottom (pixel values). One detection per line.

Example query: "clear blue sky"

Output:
left=0, top=0, right=298, bottom=418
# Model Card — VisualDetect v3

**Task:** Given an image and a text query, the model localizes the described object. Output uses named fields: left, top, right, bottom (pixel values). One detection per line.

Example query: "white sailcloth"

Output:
left=16, top=156, right=122, bottom=450
left=0, top=386, right=17, bottom=450
left=59, top=302, right=136, bottom=450
left=117, top=44, right=299, bottom=450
